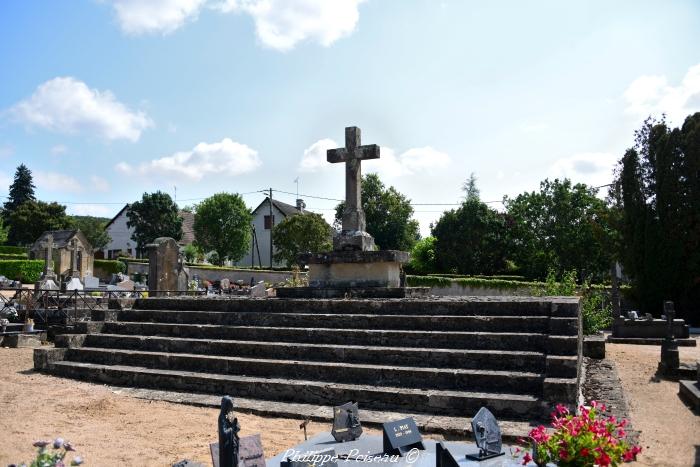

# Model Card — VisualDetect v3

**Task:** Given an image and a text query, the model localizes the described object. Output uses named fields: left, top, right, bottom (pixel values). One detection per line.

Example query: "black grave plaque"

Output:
left=210, top=434, right=266, bottom=467
left=465, top=407, right=504, bottom=461
left=331, top=401, right=363, bottom=442
left=381, top=417, right=425, bottom=456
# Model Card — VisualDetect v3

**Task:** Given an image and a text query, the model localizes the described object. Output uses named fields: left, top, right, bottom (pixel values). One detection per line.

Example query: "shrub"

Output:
left=581, top=283, right=613, bottom=335
left=93, top=259, right=126, bottom=275
left=0, top=260, right=43, bottom=282
left=0, top=253, right=28, bottom=260
left=0, top=245, right=28, bottom=255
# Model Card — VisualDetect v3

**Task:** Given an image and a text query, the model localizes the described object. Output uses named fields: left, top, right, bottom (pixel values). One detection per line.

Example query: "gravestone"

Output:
left=210, top=434, right=265, bottom=467
left=220, top=278, right=231, bottom=291
left=146, top=237, right=181, bottom=296
left=382, top=417, right=424, bottom=456
left=65, top=277, right=84, bottom=291
left=35, top=234, right=59, bottom=290
left=83, top=275, right=99, bottom=289
left=331, top=401, right=362, bottom=442
left=250, top=281, right=266, bottom=298
left=659, top=301, right=680, bottom=375
left=116, top=278, right=135, bottom=291
left=465, top=407, right=504, bottom=461
left=67, top=238, right=81, bottom=278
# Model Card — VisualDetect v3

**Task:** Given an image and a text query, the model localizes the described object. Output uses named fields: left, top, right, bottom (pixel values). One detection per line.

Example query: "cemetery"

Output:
left=1, top=3, right=700, bottom=466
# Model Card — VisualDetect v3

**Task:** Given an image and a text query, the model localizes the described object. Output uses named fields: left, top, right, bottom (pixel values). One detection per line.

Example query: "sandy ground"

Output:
left=1, top=343, right=699, bottom=466
left=606, top=342, right=700, bottom=467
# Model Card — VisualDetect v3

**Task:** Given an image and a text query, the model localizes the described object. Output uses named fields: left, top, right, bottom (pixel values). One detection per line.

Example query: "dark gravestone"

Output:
left=435, top=442, right=460, bottom=467
left=218, top=396, right=240, bottom=467
left=280, top=448, right=337, bottom=467
left=210, top=434, right=265, bottom=467
left=331, top=401, right=363, bottom=442
left=659, top=301, right=680, bottom=375
left=465, top=407, right=504, bottom=461
left=382, top=417, right=425, bottom=456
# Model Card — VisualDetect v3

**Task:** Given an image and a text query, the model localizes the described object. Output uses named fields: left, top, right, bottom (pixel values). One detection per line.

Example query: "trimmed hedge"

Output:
left=426, top=273, right=527, bottom=281
left=124, top=258, right=295, bottom=273
left=0, top=253, right=28, bottom=260
left=407, top=275, right=545, bottom=290
left=0, top=246, right=28, bottom=255
left=94, top=259, right=127, bottom=274
left=0, top=260, right=44, bottom=283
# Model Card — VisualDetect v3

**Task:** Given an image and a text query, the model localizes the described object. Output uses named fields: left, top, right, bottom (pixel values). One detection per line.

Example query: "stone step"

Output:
left=46, top=360, right=543, bottom=419
left=67, top=347, right=544, bottom=393
left=117, top=309, right=573, bottom=334
left=102, top=321, right=575, bottom=353
left=84, top=334, right=549, bottom=373
left=134, top=297, right=579, bottom=318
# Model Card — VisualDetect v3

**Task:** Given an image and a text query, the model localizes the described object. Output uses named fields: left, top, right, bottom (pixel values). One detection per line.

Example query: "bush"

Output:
left=93, top=259, right=126, bottom=275
left=581, top=283, right=613, bottom=335
left=0, top=245, right=28, bottom=254
left=0, top=260, right=44, bottom=282
left=0, top=253, right=28, bottom=260
left=407, top=275, right=542, bottom=290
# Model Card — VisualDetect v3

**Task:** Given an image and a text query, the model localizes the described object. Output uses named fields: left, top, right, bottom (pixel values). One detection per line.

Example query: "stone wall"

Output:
left=126, top=261, right=299, bottom=285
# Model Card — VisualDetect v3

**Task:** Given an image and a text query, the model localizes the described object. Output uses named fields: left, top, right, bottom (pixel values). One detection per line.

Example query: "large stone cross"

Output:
left=39, top=234, right=55, bottom=278
left=327, top=126, right=379, bottom=251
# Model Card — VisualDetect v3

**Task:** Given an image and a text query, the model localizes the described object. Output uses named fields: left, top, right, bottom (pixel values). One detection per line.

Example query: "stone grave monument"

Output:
left=146, top=237, right=188, bottom=296
left=35, top=234, right=59, bottom=291
left=658, top=301, right=680, bottom=376
left=277, top=126, right=421, bottom=299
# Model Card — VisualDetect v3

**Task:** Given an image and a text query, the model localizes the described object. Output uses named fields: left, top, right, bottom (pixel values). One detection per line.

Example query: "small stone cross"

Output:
left=327, top=126, right=379, bottom=233
left=39, top=234, right=55, bottom=277
left=68, top=238, right=81, bottom=278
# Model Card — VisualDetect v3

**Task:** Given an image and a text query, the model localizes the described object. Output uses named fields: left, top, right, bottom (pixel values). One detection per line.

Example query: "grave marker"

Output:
left=331, top=401, right=362, bottom=442
left=381, top=417, right=424, bottom=456
left=465, top=407, right=504, bottom=461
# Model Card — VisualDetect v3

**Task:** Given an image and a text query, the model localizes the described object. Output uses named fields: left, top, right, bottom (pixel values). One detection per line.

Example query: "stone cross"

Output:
left=39, top=234, right=55, bottom=278
left=327, top=126, right=379, bottom=250
left=68, top=238, right=81, bottom=278
left=664, top=301, right=676, bottom=340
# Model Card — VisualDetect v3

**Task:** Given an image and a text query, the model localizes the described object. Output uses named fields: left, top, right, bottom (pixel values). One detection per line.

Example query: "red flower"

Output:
left=558, top=449, right=568, bottom=460
left=596, top=452, right=612, bottom=466
left=522, top=452, right=532, bottom=465
left=555, top=403, right=569, bottom=415
left=580, top=448, right=590, bottom=457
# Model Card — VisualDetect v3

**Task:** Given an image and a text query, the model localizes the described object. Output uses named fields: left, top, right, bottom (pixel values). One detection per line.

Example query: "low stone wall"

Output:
left=126, top=262, right=300, bottom=285
left=425, top=282, right=533, bottom=296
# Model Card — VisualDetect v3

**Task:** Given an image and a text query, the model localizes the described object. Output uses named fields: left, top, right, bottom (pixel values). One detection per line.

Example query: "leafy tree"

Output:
left=272, top=213, right=333, bottom=267
left=70, top=216, right=111, bottom=251
left=462, top=172, right=480, bottom=201
left=3, top=164, right=36, bottom=218
left=610, top=113, right=700, bottom=319
left=432, top=198, right=509, bottom=275
left=193, top=193, right=251, bottom=265
left=7, top=201, right=71, bottom=245
left=504, top=178, right=613, bottom=281
left=126, top=191, right=182, bottom=252
left=0, top=218, right=8, bottom=245
left=334, top=173, right=420, bottom=250
left=182, top=243, right=202, bottom=263
left=406, top=236, right=437, bottom=275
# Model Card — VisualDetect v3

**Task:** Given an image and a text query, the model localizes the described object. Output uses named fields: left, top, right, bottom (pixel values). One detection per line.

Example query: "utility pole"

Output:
left=269, top=188, right=274, bottom=269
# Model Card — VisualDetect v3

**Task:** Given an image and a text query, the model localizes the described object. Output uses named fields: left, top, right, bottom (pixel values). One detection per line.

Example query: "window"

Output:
left=264, top=215, right=275, bottom=230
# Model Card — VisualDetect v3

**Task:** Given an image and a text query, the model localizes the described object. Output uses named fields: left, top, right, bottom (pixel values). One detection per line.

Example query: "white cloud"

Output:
left=218, top=0, right=365, bottom=51
left=298, top=139, right=450, bottom=178
left=549, top=152, right=618, bottom=189
left=67, top=204, right=116, bottom=217
left=110, top=0, right=206, bottom=35
left=520, top=122, right=549, bottom=133
left=50, top=144, right=68, bottom=156
left=35, top=172, right=83, bottom=194
left=117, top=137, right=261, bottom=180
left=9, top=77, right=153, bottom=142
left=0, top=144, right=14, bottom=157
left=624, top=63, right=700, bottom=124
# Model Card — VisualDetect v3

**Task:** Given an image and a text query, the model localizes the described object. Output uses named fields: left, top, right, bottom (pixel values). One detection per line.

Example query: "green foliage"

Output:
left=193, top=193, right=252, bottom=265
left=334, top=173, right=420, bottom=251
left=581, top=284, right=613, bottom=335
left=7, top=201, right=72, bottom=246
left=182, top=243, right=202, bottom=263
left=532, top=268, right=579, bottom=296
left=610, top=113, right=700, bottom=320
left=127, top=191, right=182, bottom=251
left=69, top=216, right=111, bottom=251
left=3, top=164, right=36, bottom=217
left=406, top=236, right=436, bottom=275
left=406, top=274, right=542, bottom=290
left=0, top=253, right=28, bottom=260
left=0, top=217, right=8, bottom=244
left=0, top=245, right=28, bottom=254
left=432, top=198, right=509, bottom=275
left=427, top=273, right=527, bottom=281
left=504, top=178, right=613, bottom=282
left=17, top=438, right=83, bottom=466
left=0, top=260, right=44, bottom=282
left=462, top=172, right=480, bottom=201
left=272, top=213, right=333, bottom=267
left=94, top=259, right=126, bottom=274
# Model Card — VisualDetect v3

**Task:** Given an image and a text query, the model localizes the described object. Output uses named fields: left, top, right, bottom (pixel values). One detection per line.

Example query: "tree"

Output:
left=7, top=201, right=71, bottom=245
left=432, top=198, right=509, bottom=275
left=462, top=172, right=480, bottom=201
left=3, top=164, right=36, bottom=219
left=504, top=178, right=612, bottom=281
left=272, top=213, right=333, bottom=267
left=126, top=191, right=182, bottom=252
left=611, top=113, right=700, bottom=319
left=407, top=236, right=437, bottom=275
left=70, top=216, right=111, bottom=251
left=334, top=173, right=420, bottom=250
left=193, top=193, right=251, bottom=265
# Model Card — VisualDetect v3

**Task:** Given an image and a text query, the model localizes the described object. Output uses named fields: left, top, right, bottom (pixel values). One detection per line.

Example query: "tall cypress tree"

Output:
left=3, top=164, right=36, bottom=215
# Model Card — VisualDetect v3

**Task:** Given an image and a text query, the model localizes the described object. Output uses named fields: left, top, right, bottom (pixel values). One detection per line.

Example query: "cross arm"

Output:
left=327, top=148, right=348, bottom=164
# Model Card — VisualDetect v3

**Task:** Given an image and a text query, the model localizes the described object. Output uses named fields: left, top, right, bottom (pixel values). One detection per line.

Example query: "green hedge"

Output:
left=407, top=275, right=544, bottom=290
left=94, top=259, right=127, bottom=274
left=0, top=260, right=44, bottom=283
left=426, top=273, right=527, bottom=281
left=124, top=258, right=295, bottom=273
left=0, top=246, right=28, bottom=255
left=0, top=253, right=28, bottom=260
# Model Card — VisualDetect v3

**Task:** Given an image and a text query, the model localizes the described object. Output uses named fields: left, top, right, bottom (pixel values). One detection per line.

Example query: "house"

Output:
left=99, top=204, right=195, bottom=259
left=234, top=197, right=308, bottom=268
left=29, top=230, right=94, bottom=281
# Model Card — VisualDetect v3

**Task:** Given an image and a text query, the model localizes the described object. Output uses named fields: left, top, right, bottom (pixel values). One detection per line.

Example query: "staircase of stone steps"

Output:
left=34, top=296, right=581, bottom=432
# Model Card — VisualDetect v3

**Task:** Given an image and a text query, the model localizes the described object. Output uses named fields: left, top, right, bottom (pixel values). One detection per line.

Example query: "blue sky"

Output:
left=1, top=0, right=699, bottom=235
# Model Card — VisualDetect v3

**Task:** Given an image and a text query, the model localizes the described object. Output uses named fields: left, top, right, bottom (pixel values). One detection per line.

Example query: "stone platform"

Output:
left=276, top=287, right=428, bottom=299
left=301, top=250, right=409, bottom=289
left=612, top=318, right=690, bottom=339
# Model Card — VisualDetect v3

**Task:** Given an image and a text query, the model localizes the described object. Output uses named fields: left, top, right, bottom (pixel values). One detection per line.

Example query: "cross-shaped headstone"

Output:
left=664, top=301, right=676, bottom=340
left=67, top=238, right=81, bottom=278
left=327, top=126, right=379, bottom=250
left=39, top=234, right=55, bottom=278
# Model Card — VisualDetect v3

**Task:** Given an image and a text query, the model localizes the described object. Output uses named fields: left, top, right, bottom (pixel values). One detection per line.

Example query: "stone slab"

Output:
left=301, top=251, right=409, bottom=265
left=679, top=380, right=700, bottom=412
left=606, top=337, right=697, bottom=346
left=612, top=319, right=689, bottom=338
left=583, top=335, right=605, bottom=359
left=265, top=432, right=534, bottom=467
left=276, top=287, right=429, bottom=299
left=0, top=332, right=45, bottom=348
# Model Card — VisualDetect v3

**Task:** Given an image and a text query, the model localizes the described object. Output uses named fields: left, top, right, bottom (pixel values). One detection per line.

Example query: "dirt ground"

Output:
left=1, top=343, right=699, bottom=466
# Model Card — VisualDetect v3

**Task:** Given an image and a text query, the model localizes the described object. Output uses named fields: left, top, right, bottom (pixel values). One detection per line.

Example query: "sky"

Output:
left=1, top=0, right=699, bottom=236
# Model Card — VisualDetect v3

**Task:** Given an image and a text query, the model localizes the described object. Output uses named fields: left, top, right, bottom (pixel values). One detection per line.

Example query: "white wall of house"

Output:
left=235, top=200, right=288, bottom=268
left=103, top=208, right=136, bottom=258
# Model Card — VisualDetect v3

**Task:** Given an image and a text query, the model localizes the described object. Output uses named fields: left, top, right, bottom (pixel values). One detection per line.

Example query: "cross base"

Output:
left=334, top=230, right=375, bottom=251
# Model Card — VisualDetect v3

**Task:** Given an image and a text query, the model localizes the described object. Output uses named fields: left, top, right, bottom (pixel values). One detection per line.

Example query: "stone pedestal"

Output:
left=305, top=250, right=408, bottom=288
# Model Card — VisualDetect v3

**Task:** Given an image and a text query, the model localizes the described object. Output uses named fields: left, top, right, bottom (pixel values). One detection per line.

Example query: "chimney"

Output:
left=296, top=199, right=306, bottom=212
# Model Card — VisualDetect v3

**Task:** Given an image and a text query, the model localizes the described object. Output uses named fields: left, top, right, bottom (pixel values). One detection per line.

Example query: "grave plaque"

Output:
left=331, top=401, right=363, bottom=442
left=280, top=448, right=337, bottom=467
left=381, top=417, right=424, bottom=456
left=435, top=442, right=460, bottom=467
left=465, top=407, right=504, bottom=461
left=210, top=435, right=265, bottom=467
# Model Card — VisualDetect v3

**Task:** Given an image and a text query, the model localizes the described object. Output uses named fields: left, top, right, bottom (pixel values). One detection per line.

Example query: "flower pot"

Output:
left=23, top=323, right=34, bottom=332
